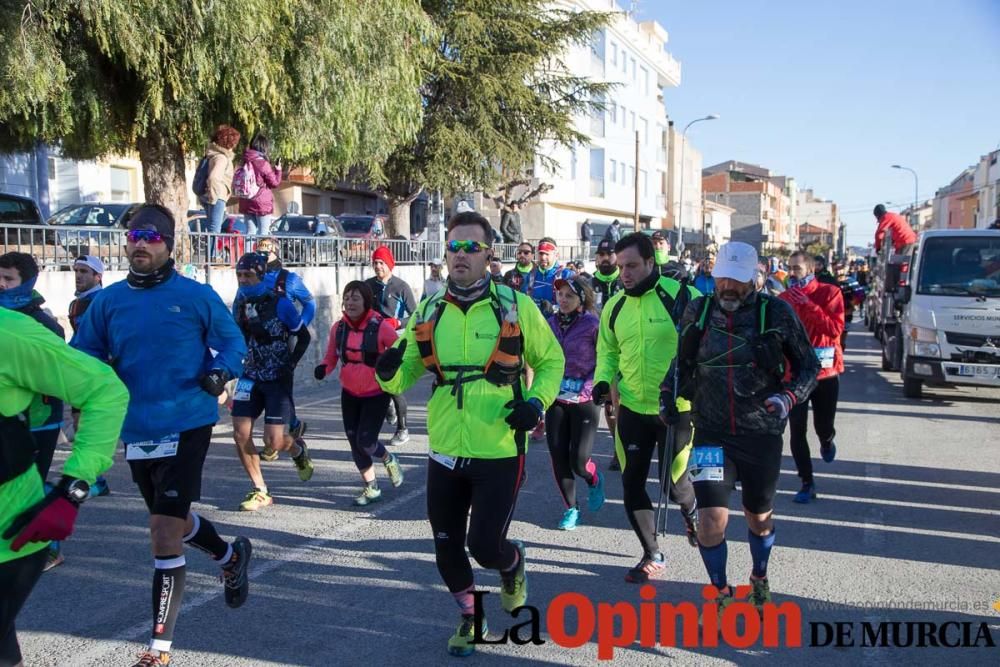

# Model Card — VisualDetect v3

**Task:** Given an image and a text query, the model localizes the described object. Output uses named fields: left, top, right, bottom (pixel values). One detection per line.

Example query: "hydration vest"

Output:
left=335, top=315, right=382, bottom=368
left=235, top=291, right=288, bottom=344
left=413, top=284, right=524, bottom=409
left=607, top=278, right=692, bottom=334
left=0, top=411, right=36, bottom=486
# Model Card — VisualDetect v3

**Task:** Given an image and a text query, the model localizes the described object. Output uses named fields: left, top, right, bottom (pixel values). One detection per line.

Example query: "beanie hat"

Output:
left=372, top=246, right=395, bottom=271
left=128, top=205, right=175, bottom=252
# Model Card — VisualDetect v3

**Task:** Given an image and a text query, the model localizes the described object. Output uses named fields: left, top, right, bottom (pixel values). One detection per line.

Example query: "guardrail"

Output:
left=0, top=224, right=589, bottom=270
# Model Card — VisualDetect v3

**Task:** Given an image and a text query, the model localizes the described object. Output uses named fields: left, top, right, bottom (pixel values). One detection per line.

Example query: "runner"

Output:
left=315, top=281, right=404, bottom=505
left=0, top=252, right=68, bottom=571
left=230, top=253, right=314, bottom=511
left=527, top=236, right=575, bottom=316
left=546, top=276, right=605, bottom=530
left=253, top=237, right=314, bottom=458
left=1, top=308, right=127, bottom=667
left=650, top=230, right=673, bottom=271
left=592, top=233, right=701, bottom=583
left=590, top=240, right=626, bottom=472
left=660, top=241, right=819, bottom=615
left=71, top=205, right=252, bottom=667
left=375, top=211, right=563, bottom=657
left=503, top=241, right=536, bottom=294
left=780, top=251, right=845, bottom=504
left=424, top=258, right=446, bottom=297
left=365, top=245, right=417, bottom=446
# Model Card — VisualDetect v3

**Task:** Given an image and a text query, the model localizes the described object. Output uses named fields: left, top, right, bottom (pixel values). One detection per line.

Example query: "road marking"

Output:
left=780, top=469, right=1000, bottom=494
left=772, top=489, right=1000, bottom=515
left=71, top=485, right=426, bottom=665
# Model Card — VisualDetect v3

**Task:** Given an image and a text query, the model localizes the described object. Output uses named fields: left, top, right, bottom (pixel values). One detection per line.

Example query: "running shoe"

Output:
left=89, top=476, right=111, bottom=498
left=384, top=453, right=404, bottom=488
left=292, top=439, right=314, bottom=482
left=239, top=488, right=273, bottom=511
left=587, top=471, right=606, bottom=512
left=448, top=614, right=488, bottom=657
left=354, top=485, right=382, bottom=506
left=43, top=541, right=64, bottom=572
left=259, top=445, right=279, bottom=462
left=558, top=506, right=580, bottom=531
left=749, top=575, right=771, bottom=612
left=683, top=510, right=699, bottom=547
left=386, top=401, right=398, bottom=426
left=289, top=419, right=308, bottom=440
left=700, top=585, right=735, bottom=627
left=390, top=429, right=410, bottom=446
left=625, top=553, right=666, bottom=584
left=500, top=541, right=528, bottom=612
left=821, top=440, right=837, bottom=463
left=793, top=481, right=817, bottom=504
left=221, top=536, right=252, bottom=608
left=131, top=650, right=170, bottom=666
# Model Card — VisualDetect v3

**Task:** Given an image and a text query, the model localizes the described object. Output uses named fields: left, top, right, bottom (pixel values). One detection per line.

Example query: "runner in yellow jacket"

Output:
left=0, top=308, right=127, bottom=666
left=377, top=212, right=563, bottom=657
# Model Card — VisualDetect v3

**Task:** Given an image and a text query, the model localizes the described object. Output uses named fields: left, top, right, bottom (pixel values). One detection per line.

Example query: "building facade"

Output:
left=796, top=188, right=839, bottom=251
left=702, top=160, right=793, bottom=254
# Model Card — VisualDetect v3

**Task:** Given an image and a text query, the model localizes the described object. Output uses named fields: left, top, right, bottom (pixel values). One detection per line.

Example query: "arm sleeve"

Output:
left=520, top=294, right=565, bottom=409
left=277, top=297, right=304, bottom=331
left=258, top=158, right=282, bottom=188
left=873, top=220, right=887, bottom=252
left=6, top=321, right=127, bottom=483
left=776, top=300, right=820, bottom=405
left=594, top=295, right=622, bottom=386
left=376, top=315, right=425, bottom=395
left=201, top=286, right=247, bottom=377
left=397, top=282, right=417, bottom=327
left=321, top=322, right=341, bottom=372
left=288, top=273, right=316, bottom=326
left=288, top=326, right=311, bottom=367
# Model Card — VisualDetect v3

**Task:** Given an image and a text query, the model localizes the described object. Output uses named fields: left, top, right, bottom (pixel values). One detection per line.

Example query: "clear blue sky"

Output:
left=642, top=0, right=1000, bottom=246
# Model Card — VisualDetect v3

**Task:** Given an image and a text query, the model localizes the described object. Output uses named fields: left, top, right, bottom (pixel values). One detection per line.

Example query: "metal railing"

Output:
left=1, top=224, right=590, bottom=270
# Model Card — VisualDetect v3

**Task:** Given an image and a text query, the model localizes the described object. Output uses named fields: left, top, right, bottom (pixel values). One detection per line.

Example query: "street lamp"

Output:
left=678, top=114, right=719, bottom=256
left=891, top=164, right=919, bottom=228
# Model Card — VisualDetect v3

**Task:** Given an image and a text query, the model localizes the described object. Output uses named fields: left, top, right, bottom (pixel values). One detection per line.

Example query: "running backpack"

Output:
left=192, top=157, right=210, bottom=197
left=232, top=160, right=260, bottom=199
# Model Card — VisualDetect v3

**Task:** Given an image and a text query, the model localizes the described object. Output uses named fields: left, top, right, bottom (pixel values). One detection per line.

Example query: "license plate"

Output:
left=958, top=365, right=998, bottom=378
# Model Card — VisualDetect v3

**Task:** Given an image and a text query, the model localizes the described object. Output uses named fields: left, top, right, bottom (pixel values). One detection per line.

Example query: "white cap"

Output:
left=712, top=242, right=758, bottom=283
left=74, top=255, right=105, bottom=275
left=429, top=257, right=443, bottom=266
left=455, top=201, right=473, bottom=213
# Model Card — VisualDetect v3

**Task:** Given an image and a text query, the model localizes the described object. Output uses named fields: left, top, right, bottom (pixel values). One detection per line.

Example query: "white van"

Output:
left=893, top=229, right=1000, bottom=398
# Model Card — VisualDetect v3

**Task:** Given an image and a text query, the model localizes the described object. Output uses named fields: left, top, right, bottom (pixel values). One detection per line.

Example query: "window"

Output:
left=570, top=148, right=577, bottom=180
left=589, top=148, right=605, bottom=198
left=630, top=111, right=636, bottom=131
left=109, top=166, right=132, bottom=202
left=640, top=67, right=649, bottom=95
left=610, top=159, right=617, bottom=183
left=628, top=165, right=635, bottom=187
left=47, top=157, right=56, bottom=181
left=641, top=170, right=648, bottom=197
left=611, top=42, right=618, bottom=66
left=590, top=30, right=605, bottom=77
left=621, top=49, right=628, bottom=74
left=590, top=92, right=605, bottom=138
left=609, top=103, right=617, bottom=124
left=640, top=117, right=648, bottom=145
left=621, top=105, right=627, bottom=128
left=631, top=57, right=636, bottom=81
left=619, top=162, right=625, bottom=183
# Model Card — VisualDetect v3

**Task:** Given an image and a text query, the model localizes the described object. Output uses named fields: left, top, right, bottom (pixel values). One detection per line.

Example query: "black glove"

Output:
left=592, top=381, right=611, bottom=406
left=659, top=391, right=680, bottom=426
left=375, top=339, right=407, bottom=382
left=199, top=369, right=229, bottom=397
left=504, top=398, right=544, bottom=431
left=314, top=364, right=327, bottom=381
left=752, top=332, right=785, bottom=372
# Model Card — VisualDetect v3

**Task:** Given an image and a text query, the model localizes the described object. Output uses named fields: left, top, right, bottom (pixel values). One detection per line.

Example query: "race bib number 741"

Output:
left=689, top=446, right=725, bottom=482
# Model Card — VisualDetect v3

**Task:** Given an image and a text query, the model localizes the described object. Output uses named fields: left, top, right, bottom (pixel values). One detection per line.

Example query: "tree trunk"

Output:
left=386, top=189, right=423, bottom=238
left=137, top=130, right=191, bottom=263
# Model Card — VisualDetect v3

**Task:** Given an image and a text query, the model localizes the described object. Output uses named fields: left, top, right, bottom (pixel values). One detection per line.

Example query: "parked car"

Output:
left=46, top=202, right=142, bottom=268
left=0, top=192, right=47, bottom=245
left=336, top=214, right=389, bottom=263
left=271, top=214, right=338, bottom=265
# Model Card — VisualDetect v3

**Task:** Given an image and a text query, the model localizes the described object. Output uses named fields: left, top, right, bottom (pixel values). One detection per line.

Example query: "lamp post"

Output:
left=678, top=114, right=719, bottom=256
left=891, top=164, right=919, bottom=228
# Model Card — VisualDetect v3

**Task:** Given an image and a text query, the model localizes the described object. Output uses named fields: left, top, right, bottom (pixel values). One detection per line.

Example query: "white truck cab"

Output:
left=895, top=229, right=1000, bottom=398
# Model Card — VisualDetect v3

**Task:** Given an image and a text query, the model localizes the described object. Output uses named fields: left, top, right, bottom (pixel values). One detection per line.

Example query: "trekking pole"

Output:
left=654, top=363, right=681, bottom=537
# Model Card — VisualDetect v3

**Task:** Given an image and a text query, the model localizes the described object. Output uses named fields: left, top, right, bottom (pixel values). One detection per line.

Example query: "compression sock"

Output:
left=698, top=539, right=729, bottom=590
left=748, top=528, right=776, bottom=579
left=452, top=585, right=476, bottom=616
left=183, top=512, right=230, bottom=561
left=150, top=555, right=186, bottom=653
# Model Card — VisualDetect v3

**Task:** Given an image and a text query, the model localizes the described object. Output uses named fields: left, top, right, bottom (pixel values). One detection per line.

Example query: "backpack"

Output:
left=192, top=157, right=210, bottom=197
left=607, top=278, right=691, bottom=334
left=335, top=316, right=383, bottom=367
left=232, top=159, right=260, bottom=199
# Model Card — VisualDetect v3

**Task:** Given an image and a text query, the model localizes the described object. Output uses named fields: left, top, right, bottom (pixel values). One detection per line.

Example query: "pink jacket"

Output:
left=320, top=309, right=397, bottom=397
left=237, top=149, right=282, bottom=216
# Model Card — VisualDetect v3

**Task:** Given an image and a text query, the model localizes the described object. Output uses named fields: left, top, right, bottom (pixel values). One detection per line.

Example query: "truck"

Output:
left=886, top=229, right=1000, bottom=398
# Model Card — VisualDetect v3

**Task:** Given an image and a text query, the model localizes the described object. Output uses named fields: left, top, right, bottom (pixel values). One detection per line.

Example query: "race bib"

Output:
left=814, top=347, right=835, bottom=369
left=429, top=450, right=457, bottom=470
left=125, top=433, right=180, bottom=461
left=689, top=446, right=724, bottom=483
left=557, top=377, right=586, bottom=403
left=233, top=377, right=255, bottom=402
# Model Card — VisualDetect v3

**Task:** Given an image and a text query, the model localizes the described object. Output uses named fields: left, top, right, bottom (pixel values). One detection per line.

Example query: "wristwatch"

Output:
left=64, top=478, right=90, bottom=505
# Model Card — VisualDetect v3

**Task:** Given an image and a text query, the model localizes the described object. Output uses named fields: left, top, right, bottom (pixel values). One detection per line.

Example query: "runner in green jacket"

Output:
left=0, top=308, right=127, bottom=667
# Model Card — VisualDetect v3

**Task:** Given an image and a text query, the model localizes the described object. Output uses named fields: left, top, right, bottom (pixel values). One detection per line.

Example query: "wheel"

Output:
left=881, top=345, right=892, bottom=371
left=902, top=375, right=923, bottom=398
left=881, top=326, right=894, bottom=371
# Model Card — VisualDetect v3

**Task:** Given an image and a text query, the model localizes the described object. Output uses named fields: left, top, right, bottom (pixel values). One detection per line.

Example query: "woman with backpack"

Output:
left=197, top=124, right=241, bottom=236
left=236, top=133, right=283, bottom=236
left=314, top=281, right=404, bottom=506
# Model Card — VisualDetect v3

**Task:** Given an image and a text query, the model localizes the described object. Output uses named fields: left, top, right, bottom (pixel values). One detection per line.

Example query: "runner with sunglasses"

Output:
left=72, top=205, right=251, bottom=667
left=376, top=212, right=563, bottom=657
left=503, top=242, right=537, bottom=294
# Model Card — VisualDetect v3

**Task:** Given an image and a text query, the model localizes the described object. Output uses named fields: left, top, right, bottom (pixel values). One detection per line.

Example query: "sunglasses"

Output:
left=447, top=240, right=490, bottom=254
left=126, top=229, right=165, bottom=244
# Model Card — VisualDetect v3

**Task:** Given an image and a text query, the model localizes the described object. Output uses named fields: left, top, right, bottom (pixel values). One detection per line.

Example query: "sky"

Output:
left=640, top=0, right=1000, bottom=246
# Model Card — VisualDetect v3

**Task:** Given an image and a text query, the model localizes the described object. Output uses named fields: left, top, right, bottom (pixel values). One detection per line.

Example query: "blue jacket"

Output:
left=528, top=265, right=575, bottom=307
left=72, top=272, right=246, bottom=443
left=263, top=269, right=315, bottom=326
left=694, top=272, right=715, bottom=295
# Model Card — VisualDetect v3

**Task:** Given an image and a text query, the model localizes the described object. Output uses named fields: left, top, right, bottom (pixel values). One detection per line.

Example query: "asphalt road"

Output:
left=17, top=328, right=1000, bottom=665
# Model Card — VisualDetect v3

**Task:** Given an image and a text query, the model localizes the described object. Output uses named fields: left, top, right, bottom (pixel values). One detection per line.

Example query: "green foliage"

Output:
left=379, top=0, right=613, bottom=203
left=0, top=0, right=434, bottom=178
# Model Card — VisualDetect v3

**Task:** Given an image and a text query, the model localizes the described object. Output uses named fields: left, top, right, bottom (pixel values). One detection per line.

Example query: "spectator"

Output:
left=693, top=253, right=716, bottom=295
left=424, top=258, right=446, bottom=296
left=237, top=133, right=282, bottom=236
left=500, top=203, right=523, bottom=244
left=580, top=220, right=593, bottom=259
left=604, top=219, right=622, bottom=244
left=199, top=124, right=241, bottom=236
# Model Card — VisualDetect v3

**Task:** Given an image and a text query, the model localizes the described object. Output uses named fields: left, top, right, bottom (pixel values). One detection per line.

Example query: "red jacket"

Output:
left=779, top=278, right=845, bottom=380
left=874, top=211, right=917, bottom=253
left=320, top=309, right=398, bottom=397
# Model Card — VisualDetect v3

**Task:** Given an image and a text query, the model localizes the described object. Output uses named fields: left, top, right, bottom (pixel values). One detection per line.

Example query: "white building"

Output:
left=665, top=125, right=702, bottom=240
left=518, top=0, right=682, bottom=244
left=796, top=188, right=838, bottom=248
left=702, top=198, right=734, bottom=246
left=973, top=149, right=1000, bottom=228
